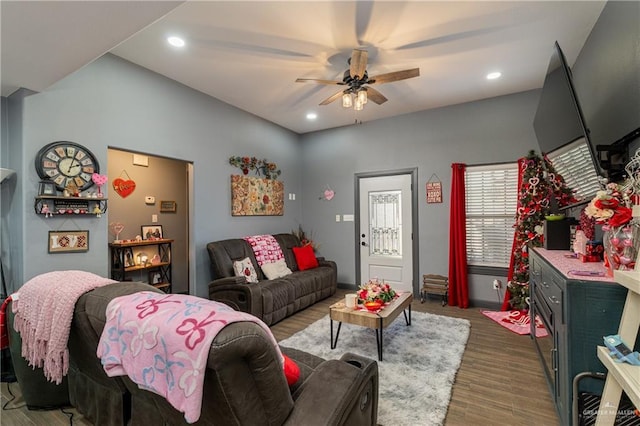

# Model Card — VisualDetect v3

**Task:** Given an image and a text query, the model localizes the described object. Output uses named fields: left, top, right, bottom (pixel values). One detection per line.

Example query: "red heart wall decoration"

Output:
left=113, top=178, right=136, bottom=198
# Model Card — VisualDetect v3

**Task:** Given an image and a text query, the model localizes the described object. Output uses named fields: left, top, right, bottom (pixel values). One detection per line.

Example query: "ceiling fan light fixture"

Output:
left=342, top=92, right=353, bottom=108
left=357, top=89, right=367, bottom=105
left=354, top=97, right=364, bottom=111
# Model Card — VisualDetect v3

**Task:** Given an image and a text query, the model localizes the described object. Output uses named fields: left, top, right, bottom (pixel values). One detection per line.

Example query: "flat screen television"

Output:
left=533, top=41, right=601, bottom=204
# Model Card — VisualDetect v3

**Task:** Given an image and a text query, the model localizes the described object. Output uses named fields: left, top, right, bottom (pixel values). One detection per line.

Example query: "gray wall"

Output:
left=14, top=54, right=302, bottom=298
left=1, top=89, right=35, bottom=294
left=299, top=90, right=541, bottom=303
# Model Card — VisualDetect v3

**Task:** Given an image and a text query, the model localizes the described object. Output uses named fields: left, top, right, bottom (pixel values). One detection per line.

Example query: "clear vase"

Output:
left=602, top=221, right=640, bottom=275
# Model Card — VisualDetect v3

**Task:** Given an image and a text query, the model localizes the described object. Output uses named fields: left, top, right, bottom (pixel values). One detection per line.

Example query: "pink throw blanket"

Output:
left=11, top=271, right=116, bottom=383
left=97, top=291, right=282, bottom=424
left=243, top=234, right=284, bottom=266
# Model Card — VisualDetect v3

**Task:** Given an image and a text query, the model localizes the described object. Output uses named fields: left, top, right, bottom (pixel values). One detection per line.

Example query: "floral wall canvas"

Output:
left=231, top=175, right=284, bottom=216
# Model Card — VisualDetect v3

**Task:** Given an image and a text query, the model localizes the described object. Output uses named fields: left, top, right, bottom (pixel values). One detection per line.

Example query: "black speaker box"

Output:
left=543, top=219, right=571, bottom=250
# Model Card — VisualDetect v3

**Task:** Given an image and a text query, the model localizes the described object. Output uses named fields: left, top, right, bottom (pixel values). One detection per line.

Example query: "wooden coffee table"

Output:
left=329, top=292, right=413, bottom=361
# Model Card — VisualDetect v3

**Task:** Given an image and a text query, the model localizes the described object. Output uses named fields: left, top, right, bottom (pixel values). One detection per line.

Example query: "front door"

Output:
left=358, top=173, right=413, bottom=293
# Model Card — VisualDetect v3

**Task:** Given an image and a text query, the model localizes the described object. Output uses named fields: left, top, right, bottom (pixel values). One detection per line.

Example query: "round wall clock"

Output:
left=35, top=141, right=100, bottom=191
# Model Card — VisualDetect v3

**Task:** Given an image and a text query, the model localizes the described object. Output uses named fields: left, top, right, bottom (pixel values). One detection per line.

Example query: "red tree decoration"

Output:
left=505, top=151, right=577, bottom=310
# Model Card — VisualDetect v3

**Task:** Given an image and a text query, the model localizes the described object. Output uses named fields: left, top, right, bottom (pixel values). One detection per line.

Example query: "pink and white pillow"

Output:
left=243, top=235, right=284, bottom=266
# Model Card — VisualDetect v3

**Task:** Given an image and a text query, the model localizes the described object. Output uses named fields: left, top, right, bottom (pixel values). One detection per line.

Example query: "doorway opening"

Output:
left=107, top=148, right=194, bottom=294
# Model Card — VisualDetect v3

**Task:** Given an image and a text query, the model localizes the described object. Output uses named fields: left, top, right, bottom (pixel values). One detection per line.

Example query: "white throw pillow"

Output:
left=261, top=259, right=292, bottom=280
left=233, top=257, right=258, bottom=283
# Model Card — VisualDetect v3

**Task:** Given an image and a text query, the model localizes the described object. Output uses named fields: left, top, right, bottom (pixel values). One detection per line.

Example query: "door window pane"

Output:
left=369, top=191, right=402, bottom=256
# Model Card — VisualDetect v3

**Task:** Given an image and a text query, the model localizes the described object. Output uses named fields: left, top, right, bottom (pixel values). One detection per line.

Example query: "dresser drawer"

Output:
left=537, top=263, right=564, bottom=321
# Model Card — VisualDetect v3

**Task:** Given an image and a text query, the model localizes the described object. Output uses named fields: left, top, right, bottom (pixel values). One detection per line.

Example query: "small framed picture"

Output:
left=39, top=180, right=57, bottom=196
left=123, top=248, right=135, bottom=267
left=48, top=230, right=89, bottom=253
left=149, top=271, right=162, bottom=285
left=160, top=200, right=177, bottom=213
left=141, top=225, right=163, bottom=240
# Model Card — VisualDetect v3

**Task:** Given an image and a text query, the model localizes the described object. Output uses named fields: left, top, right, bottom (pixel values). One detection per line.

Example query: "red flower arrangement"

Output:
left=584, top=183, right=634, bottom=228
left=357, top=279, right=397, bottom=304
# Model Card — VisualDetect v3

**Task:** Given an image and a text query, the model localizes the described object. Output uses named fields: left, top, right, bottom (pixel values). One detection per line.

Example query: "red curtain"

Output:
left=448, top=163, right=469, bottom=308
left=501, top=157, right=525, bottom=311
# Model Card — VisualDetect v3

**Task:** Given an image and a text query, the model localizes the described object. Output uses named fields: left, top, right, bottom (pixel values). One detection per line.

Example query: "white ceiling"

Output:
left=1, top=1, right=606, bottom=134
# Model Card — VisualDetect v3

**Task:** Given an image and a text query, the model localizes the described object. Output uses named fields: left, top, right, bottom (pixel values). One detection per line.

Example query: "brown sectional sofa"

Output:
left=207, top=233, right=337, bottom=325
left=10, top=282, right=379, bottom=425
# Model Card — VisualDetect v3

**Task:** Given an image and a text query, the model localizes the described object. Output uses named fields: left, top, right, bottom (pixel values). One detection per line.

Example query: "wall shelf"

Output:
left=109, top=239, right=173, bottom=293
left=34, top=195, right=108, bottom=216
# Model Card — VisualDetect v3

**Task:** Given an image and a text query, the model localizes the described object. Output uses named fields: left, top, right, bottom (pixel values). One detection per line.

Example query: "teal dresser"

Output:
left=529, top=248, right=630, bottom=425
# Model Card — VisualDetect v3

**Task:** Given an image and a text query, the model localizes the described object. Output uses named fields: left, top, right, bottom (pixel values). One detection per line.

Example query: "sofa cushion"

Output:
left=292, top=245, right=319, bottom=271
left=233, top=257, right=258, bottom=283
left=207, top=239, right=265, bottom=280
left=261, top=259, right=292, bottom=280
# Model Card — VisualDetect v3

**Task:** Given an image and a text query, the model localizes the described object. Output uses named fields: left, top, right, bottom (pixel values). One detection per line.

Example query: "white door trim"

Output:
left=354, top=168, right=419, bottom=295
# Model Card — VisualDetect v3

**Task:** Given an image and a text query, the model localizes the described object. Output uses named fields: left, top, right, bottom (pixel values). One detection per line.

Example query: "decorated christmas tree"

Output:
left=506, top=150, right=577, bottom=309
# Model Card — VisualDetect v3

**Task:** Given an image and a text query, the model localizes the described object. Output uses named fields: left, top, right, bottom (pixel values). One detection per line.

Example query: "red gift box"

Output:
left=579, top=253, right=601, bottom=263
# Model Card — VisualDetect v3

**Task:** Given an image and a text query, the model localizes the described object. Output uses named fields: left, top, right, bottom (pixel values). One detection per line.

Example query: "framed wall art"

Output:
left=231, top=175, right=284, bottom=216
left=48, top=230, right=89, bottom=253
left=123, top=248, right=135, bottom=267
left=39, top=180, right=57, bottom=196
left=426, top=174, right=443, bottom=204
left=142, top=225, right=163, bottom=240
left=160, top=200, right=177, bottom=213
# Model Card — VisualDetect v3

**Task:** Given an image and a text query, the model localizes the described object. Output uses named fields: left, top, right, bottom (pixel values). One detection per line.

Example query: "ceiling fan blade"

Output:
left=319, top=90, right=345, bottom=106
left=296, top=78, right=344, bottom=85
left=349, top=49, right=368, bottom=79
left=368, top=68, right=420, bottom=84
left=365, top=86, right=388, bottom=105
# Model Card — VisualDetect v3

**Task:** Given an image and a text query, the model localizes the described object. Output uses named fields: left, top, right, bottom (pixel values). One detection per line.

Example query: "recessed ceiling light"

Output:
left=306, top=113, right=317, bottom=120
left=486, top=71, right=502, bottom=80
left=167, top=36, right=185, bottom=48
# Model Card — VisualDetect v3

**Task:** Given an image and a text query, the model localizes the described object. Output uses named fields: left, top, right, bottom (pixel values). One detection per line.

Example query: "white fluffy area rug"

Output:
left=279, top=311, right=471, bottom=426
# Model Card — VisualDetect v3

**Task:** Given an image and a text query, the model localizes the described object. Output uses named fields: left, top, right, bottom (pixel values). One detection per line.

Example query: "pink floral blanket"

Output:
left=243, top=234, right=284, bottom=266
left=11, top=271, right=116, bottom=384
left=97, top=292, right=282, bottom=424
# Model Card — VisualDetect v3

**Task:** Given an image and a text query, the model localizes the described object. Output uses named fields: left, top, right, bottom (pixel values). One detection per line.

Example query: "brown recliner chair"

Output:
left=69, top=282, right=379, bottom=426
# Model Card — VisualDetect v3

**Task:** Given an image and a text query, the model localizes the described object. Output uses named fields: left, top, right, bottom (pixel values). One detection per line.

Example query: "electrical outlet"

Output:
left=492, top=279, right=502, bottom=290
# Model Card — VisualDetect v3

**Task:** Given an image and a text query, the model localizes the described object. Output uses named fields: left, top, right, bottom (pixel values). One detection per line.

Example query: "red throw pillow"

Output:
left=292, top=245, right=318, bottom=271
left=283, top=354, right=300, bottom=386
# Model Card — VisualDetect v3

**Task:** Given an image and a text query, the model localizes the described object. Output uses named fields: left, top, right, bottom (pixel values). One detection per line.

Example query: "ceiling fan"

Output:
left=296, top=49, right=420, bottom=110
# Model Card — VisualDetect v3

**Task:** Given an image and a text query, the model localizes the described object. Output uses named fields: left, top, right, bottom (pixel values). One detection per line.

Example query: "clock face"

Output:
left=35, top=141, right=100, bottom=191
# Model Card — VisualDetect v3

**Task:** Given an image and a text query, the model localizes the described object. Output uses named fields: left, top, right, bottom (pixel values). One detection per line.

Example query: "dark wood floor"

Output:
left=1, top=289, right=559, bottom=425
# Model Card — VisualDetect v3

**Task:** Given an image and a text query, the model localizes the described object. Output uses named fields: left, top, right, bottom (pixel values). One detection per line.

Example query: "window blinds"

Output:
left=465, top=163, right=518, bottom=267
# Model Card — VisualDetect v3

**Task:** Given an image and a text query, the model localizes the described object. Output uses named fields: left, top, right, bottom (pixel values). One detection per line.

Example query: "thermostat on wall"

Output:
left=145, top=196, right=155, bottom=205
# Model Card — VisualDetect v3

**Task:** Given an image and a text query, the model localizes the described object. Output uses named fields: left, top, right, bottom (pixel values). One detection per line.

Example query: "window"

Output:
left=465, top=163, right=518, bottom=268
